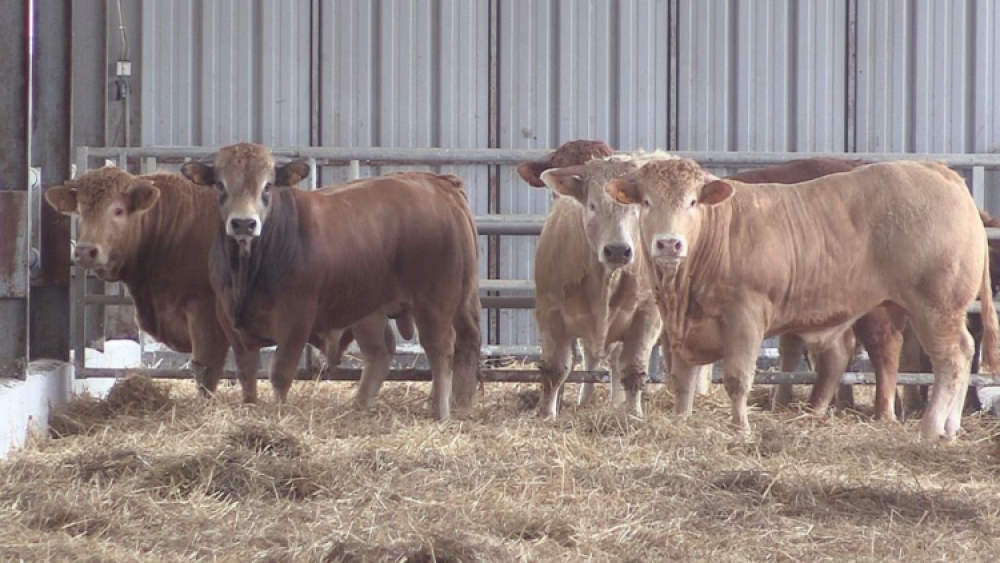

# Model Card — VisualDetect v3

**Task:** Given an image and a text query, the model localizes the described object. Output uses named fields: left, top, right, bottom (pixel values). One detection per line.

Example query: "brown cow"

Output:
left=522, top=145, right=670, bottom=418
left=181, top=143, right=482, bottom=420
left=608, top=158, right=999, bottom=440
left=44, top=166, right=261, bottom=401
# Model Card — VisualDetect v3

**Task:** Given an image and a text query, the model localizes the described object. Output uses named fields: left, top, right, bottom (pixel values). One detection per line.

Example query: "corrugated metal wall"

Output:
left=138, top=0, right=1000, bottom=346
left=141, top=0, right=311, bottom=146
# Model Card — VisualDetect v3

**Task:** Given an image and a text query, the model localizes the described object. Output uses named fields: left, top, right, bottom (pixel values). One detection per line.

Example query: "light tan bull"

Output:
left=609, top=158, right=999, bottom=440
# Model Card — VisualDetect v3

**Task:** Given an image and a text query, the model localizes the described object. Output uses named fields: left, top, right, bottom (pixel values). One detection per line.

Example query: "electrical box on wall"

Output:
left=116, top=60, right=131, bottom=77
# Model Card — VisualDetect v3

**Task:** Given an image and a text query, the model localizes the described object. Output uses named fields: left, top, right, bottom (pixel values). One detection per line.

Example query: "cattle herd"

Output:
left=45, top=140, right=1000, bottom=442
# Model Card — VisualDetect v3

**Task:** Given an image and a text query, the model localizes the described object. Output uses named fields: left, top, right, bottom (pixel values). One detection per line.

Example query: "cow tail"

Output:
left=979, top=237, right=1000, bottom=375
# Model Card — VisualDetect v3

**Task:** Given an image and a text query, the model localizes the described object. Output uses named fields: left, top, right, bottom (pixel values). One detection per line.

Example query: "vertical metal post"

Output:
left=845, top=0, right=858, bottom=153
left=30, top=0, right=73, bottom=361
left=347, top=160, right=361, bottom=180
left=972, top=166, right=986, bottom=210
left=486, top=0, right=501, bottom=345
left=0, top=0, right=32, bottom=378
left=73, top=147, right=90, bottom=378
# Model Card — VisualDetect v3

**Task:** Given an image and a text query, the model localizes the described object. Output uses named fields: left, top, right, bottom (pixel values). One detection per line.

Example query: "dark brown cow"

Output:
left=609, top=158, right=999, bottom=440
left=44, top=166, right=261, bottom=401
left=182, top=143, right=482, bottom=420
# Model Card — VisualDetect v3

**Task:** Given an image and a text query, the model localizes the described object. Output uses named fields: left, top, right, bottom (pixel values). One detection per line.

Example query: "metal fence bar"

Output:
left=76, top=366, right=1000, bottom=387
left=78, top=146, right=1000, bottom=169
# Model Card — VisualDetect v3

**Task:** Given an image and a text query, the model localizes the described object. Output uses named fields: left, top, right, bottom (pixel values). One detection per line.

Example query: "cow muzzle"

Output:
left=601, top=243, right=634, bottom=267
left=650, top=233, right=688, bottom=265
left=226, top=213, right=262, bottom=253
left=73, top=243, right=104, bottom=269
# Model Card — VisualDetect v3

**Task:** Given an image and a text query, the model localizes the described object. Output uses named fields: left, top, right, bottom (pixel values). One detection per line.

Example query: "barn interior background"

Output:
left=5, top=0, right=1000, bottom=383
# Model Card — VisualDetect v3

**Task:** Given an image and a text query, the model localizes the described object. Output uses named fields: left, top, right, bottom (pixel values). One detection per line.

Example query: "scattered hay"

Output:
left=2, top=380, right=1000, bottom=561
left=48, top=394, right=112, bottom=438
left=48, top=374, right=174, bottom=438
left=67, top=448, right=151, bottom=484
left=105, top=374, right=173, bottom=416
left=224, top=422, right=305, bottom=458
left=142, top=447, right=323, bottom=502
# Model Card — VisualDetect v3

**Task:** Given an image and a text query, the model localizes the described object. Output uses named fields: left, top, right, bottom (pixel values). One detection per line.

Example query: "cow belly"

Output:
left=137, top=306, right=194, bottom=353
left=674, top=317, right=724, bottom=365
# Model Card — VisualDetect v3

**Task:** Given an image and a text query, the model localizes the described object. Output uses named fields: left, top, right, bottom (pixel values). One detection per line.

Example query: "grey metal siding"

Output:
left=676, top=0, right=848, bottom=153
left=141, top=0, right=311, bottom=146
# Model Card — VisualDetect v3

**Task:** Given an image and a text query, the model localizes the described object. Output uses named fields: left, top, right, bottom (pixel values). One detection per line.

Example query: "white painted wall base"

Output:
left=0, top=360, right=121, bottom=459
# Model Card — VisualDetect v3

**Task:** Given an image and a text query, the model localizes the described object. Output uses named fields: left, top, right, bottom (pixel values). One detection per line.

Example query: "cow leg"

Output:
left=774, top=334, right=806, bottom=408
left=187, top=305, right=232, bottom=399
left=538, top=319, right=575, bottom=420
left=899, top=323, right=927, bottom=418
left=805, top=329, right=855, bottom=415
left=854, top=308, right=906, bottom=421
left=269, top=323, right=312, bottom=403
left=608, top=344, right=628, bottom=407
left=618, top=308, right=661, bottom=417
left=450, top=293, right=483, bottom=411
left=668, top=353, right=703, bottom=416
left=353, top=315, right=396, bottom=410
left=909, top=311, right=975, bottom=441
left=231, top=339, right=261, bottom=404
left=414, top=310, right=457, bottom=421
left=577, top=345, right=603, bottom=407
left=722, top=313, right=765, bottom=434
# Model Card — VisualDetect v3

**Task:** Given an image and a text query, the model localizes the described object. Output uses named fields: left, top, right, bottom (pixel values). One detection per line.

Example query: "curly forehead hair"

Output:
left=549, top=140, right=614, bottom=168
left=73, top=167, right=136, bottom=209
left=636, top=158, right=704, bottom=189
left=215, top=143, right=275, bottom=176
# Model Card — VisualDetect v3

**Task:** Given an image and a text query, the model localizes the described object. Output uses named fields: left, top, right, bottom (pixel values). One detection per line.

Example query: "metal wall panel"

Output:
left=497, top=0, right=670, bottom=345
left=141, top=0, right=310, bottom=146
left=676, top=0, right=848, bottom=152
left=856, top=0, right=1000, bottom=213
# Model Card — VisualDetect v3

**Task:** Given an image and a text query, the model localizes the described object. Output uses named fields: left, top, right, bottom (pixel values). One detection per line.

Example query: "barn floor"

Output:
left=1, top=377, right=998, bottom=562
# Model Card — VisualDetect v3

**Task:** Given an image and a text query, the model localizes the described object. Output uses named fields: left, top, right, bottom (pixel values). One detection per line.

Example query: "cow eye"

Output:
left=113, top=207, right=125, bottom=217
left=263, top=183, right=272, bottom=194
left=588, top=202, right=596, bottom=211
left=642, top=199, right=651, bottom=208
left=688, top=198, right=697, bottom=208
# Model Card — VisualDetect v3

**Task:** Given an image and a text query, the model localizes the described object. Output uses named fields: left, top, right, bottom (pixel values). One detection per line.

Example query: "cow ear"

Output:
left=44, top=183, right=78, bottom=214
left=126, top=180, right=161, bottom=213
left=699, top=180, right=734, bottom=206
left=516, top=160, right=552, bottom=188
left=606, top=176, right=641, bottom=206
left=540, top=165, right=587, bottom=203
left=275, top=160, right=311, bottom=186
left=181, top=161, right=216, bottom=186
left=702, top=170, right=720, bottom=183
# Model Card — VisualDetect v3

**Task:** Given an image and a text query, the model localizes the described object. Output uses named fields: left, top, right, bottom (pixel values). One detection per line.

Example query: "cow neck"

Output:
left=214, top=186, right=303, bottom=330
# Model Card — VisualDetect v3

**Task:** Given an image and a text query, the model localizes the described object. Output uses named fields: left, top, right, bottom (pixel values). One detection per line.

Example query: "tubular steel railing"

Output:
left=70, top=146, right=1000, bottom=388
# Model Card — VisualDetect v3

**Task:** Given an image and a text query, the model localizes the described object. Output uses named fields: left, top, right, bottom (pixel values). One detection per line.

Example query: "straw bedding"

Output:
left=1, top=374, right=999, bottom=562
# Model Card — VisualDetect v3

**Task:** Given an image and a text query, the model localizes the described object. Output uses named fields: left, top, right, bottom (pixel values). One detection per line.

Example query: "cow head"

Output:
left=516, top=139, right=615, bottom=188
left=181, top=143, right=310, bottom=254
left=44, top=166, right=160, bottom=281
left=539, top=153, right=681, bottom=271
left=607, top=158, right=727, bottom=269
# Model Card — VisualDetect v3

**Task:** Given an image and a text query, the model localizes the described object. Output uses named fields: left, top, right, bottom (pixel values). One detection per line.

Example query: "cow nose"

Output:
left=73, top=244, right=98, bottom=267
left=652, top=234, right=687, bottom=258
left=229, top=217, right=258, bottom=236
left=602, top=243, right=634, bottom=265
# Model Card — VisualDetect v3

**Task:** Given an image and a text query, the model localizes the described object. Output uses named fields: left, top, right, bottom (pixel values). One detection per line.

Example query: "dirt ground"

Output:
left=1, top=375, right=998, bottom=562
